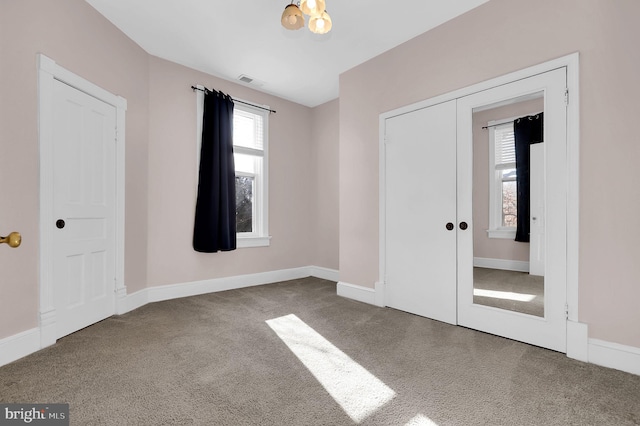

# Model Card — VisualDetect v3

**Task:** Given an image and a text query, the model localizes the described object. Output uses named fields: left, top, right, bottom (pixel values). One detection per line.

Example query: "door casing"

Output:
left=38, top=54, right=127, bottom=348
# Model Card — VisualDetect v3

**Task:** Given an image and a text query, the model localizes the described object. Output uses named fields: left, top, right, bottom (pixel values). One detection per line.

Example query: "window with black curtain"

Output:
left=193, top=90, right=237, bottom=252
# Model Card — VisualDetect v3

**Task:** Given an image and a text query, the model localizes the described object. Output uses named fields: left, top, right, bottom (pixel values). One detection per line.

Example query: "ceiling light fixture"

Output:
left=281, top=1, right=332, bottom=34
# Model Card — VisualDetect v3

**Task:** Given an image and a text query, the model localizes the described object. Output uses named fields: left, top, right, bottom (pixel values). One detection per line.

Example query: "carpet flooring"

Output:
left=473, top=267, right=544, bottom=317
left=1, top=277, right=639, bottom=425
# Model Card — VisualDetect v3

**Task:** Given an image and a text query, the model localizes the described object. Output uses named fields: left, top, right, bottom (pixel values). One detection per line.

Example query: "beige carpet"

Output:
left=473, top=267, right=545, bottom=317
left=1, top=277, right=639, bottom=425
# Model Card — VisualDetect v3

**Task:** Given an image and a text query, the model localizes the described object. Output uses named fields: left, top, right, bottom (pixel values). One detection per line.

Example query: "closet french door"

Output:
left=384, top=100, right=458, bottom=325
left=457, top=68, right=567, bottom=352
left=383, top=67, right=568, bottom=352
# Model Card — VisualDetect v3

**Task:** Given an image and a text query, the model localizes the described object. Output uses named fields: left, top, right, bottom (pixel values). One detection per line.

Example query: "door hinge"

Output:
left=565, top=303, right=569, bottom=319
left=564, top=88, right=569, bottom=105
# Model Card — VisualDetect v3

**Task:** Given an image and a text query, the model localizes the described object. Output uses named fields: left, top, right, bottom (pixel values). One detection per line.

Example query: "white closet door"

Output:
left=384, top=100, right=457, bottom=324
left=457, top=68, right=567, bottom=352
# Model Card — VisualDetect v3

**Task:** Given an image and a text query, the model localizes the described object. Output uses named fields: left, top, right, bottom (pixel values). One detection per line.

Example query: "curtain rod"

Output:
left=191, top=86, right=276, bottom=114
left=482, top=113, right=542, bottom=129
left=482, top=122, right=510, bottom=130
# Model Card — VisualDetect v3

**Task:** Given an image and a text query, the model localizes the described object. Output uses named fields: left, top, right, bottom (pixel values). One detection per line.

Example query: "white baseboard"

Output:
left=566, top=320, right=589, bottom=362
left=588, top=338, right=640, bottom=376
left=337, top=281, right=377, bottom=306
left=118, top=266, right=338, bottom=314
left=5, top=266, right=639, bottom=378
left=474, top=257, right=529, bottom=272
left=147, top=266, right=312, bottom=304
left=374, top=281, right=385, bottom=307
left=116, top=286, right=149, bottom=315
left=309, top=265, right=340, bottom=282
left=1, top=265, right=338, bottom=367
left=0, top=328, right=41, bottom=367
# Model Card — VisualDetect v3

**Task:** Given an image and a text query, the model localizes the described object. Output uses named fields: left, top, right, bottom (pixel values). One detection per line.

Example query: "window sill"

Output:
left=487, top=229, right=516, bottom=239
left=237, top=235, right=271, bottom=248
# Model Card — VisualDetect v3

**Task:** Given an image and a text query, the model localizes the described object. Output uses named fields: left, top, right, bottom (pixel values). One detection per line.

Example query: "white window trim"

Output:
left=195, top=87, right=270, bottom=248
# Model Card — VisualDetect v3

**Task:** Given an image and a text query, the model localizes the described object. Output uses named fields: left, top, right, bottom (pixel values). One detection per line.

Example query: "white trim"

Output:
left=3, top=265, right=338, bottom=366
left=565, top=55, right=580, bottom=322
left=5, top=266, right=640, bottom=379
left=589, top=339, right=640, bottom=376
left=566, top=320, right=589, bottom=362
left=147, top=267, right=310, bottom=304
left=337, top=282, right=377, bottom=306
left=0, top=328, right=41, bottom=367
left=116, top=266, right=338, bottom=315
left=237, top=236, right=271, bottom=248
left=37, top=54, right=127, bottom=348
left=309, top=266, right=340, bottom=282
left=486, top=229, right=517, bottom=239
left=115, top=287, right=149, bottom=316
left=473, top=257, right=529, bottom=272
left=380, top=53, right=578, bottom=120
left=374, top=281, right=385, bottom=307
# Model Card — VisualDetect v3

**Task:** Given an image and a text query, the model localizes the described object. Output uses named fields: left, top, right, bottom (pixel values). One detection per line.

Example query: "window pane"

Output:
left=236, top=176, right=254, bottom=233
left=233, top=109, right=264, bottom=150
left=495, top=124, right=515, bottom=165
left=502, top=180, right=517, bottom=228
left=234, top=153, right=256, bottom=174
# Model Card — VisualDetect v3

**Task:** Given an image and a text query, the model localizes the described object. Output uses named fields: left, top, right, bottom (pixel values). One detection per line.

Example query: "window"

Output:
left=488, top=120, right=517, bottom=238
left=196, top=88, right=270, bottom=248
left=232, top=104, right=269, bottom=247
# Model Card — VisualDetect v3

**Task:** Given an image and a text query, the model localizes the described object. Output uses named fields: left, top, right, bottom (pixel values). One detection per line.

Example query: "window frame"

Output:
left=195, top=87, right=270, bottom=248
left=232, top=103, right=270, bottom=247
left=487, top=118, right=518, bottom=239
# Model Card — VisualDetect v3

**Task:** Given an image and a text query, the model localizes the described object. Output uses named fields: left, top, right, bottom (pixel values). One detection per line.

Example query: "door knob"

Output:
left=0, top=232, right=21, bottom=248
left=446, top=222, right=454, bottom=231
left=56, top=219, right=66, bottom=229
left=459, top=222, right=468, bottom=230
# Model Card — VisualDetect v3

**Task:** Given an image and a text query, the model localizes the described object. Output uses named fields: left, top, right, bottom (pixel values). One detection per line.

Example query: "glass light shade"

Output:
left=308, top=10, right=332, bottom=34
left=300, top=0, right=326, bottom=17
left=281, top=4, right=304, bottom=30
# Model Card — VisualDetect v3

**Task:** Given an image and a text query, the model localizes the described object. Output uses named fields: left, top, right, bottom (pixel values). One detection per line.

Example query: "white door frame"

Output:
left=379, top=53, right=584, bottom=358
left=38, top=54, right=127, bottom=348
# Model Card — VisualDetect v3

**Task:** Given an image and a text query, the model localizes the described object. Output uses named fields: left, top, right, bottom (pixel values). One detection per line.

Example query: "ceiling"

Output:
left=86, top=0, right=489, bottom=107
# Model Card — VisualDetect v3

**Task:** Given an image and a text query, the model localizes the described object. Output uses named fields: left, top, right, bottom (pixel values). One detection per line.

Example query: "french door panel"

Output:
left=456, top=68, right=567, bottom=352
left=384, top=100, right=458, bottom=325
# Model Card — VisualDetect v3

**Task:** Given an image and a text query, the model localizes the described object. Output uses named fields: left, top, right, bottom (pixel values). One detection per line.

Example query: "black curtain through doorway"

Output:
left=513, top=112, right=543, bottom=243
left=193, top=90, right=237, bottom=252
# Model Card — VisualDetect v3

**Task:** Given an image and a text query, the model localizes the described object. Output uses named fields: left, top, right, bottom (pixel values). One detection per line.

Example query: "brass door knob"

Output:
left=0, top=232, right=21, bottom=248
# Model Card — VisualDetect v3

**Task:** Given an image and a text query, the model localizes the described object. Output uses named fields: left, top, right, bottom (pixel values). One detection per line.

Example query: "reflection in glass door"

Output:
left=471, top=93, right=545, bottom=318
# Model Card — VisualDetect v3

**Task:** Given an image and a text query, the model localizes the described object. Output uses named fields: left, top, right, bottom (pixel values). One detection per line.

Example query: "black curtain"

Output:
left=513, top=112, right=543, bottom=242
left=193, top=90, right=236, bottom=252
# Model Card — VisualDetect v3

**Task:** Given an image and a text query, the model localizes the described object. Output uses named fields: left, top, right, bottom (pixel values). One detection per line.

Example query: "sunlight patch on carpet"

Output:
left=473, top=288, right=536, bottom=302
left=405, top=413, right=439, bottom=425
left=266, top=314, right=396, bottom=423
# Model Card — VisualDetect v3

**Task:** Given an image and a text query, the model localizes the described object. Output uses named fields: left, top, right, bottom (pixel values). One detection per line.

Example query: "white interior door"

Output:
left=52, top=79, right=117, bottom=339
left=384, top=100, right=457, bottom=324
left=457, top=68, right=567, bottom=352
